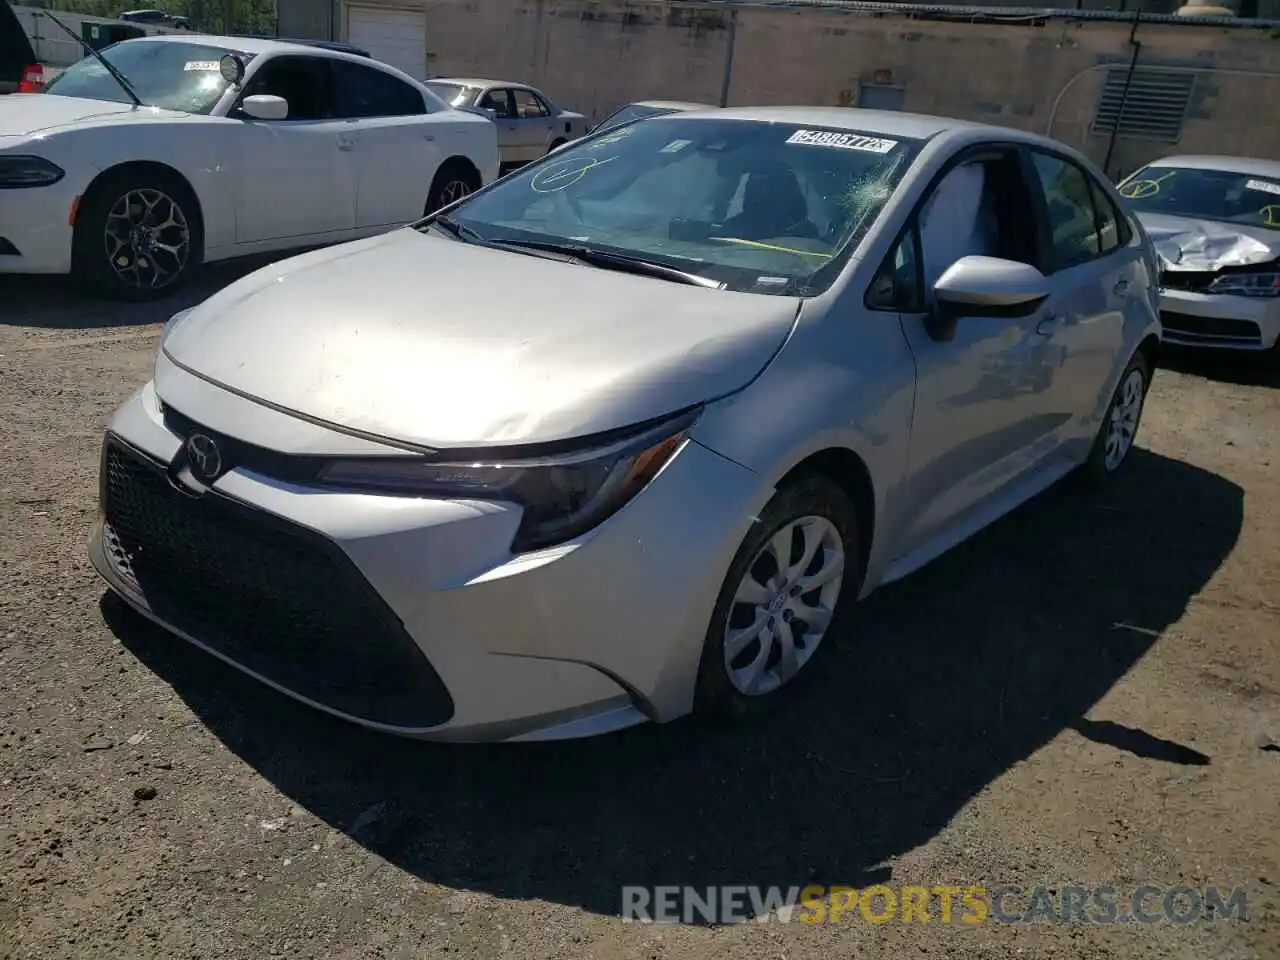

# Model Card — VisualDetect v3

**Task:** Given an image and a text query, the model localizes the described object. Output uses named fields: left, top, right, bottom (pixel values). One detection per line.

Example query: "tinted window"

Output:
left=1089, top=179, right=1128, bottom=254
left=332, top=60, right=425, bottom=117
left=1118, top=165, right=1280, bottom=231
left=478, top=88, right=514, bottom=118
left=512, top=88, right=549, bottom=118
left=442, top=119, right=920, bottom=296
left=1029, top=152, right=1101, bottom=269
left=43, top=39, right=240, bottom=113
left=596, top=103, right=677, bottom=133
left=237, top=56, right=335, bottom=120
left=426, top=80, right=475, bottom=108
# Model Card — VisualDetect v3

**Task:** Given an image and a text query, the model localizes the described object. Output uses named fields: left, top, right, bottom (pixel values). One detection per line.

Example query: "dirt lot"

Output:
left=1, top=266, right=1278, bottom=960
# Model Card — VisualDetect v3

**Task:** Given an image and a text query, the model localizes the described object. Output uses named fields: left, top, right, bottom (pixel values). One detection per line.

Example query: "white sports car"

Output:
left=0, top=34, right=500, bottom=298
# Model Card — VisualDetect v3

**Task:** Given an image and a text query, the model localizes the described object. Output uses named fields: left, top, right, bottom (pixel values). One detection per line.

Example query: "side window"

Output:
left=512, top=88, right=550, bottom=118
left=867, top=227, right=924, bottom=313
left=1028, top=151, right=1102, bottom=270
left=239, top=56, right=335, bottom=120
left=479, top=88, right=514, bottom=119
left=1088, top=178, right=1131, bottom=254
left=330, top=60, right=426, bottom=118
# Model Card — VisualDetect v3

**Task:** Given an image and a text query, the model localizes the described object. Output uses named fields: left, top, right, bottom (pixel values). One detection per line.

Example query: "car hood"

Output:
left=0, top=94, right=183, bottom=137
left=1134, top=211, right=1280, bottom=272
left=162, top=229, right=800, bottom=449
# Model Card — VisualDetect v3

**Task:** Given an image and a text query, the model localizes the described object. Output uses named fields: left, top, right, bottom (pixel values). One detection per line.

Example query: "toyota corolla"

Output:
left=90, top=107, right=1162, bottom=742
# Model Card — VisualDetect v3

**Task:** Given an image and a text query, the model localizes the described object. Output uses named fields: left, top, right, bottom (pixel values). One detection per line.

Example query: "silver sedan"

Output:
left=426, top=77, right=586, bottom=168
left=1118, top=154, right=1280, bottom=357
left=90, top=107, right=1162, bottom=742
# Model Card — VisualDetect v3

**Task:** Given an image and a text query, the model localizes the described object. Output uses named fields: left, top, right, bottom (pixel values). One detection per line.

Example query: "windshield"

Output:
left=439, top=118, right=920, bottom=296
left=42, top=40, right=240, bottom=113
left=596, top=103, right=680, bottom=133
left=1119, top=165, right=1280, bottom=231
left=426, top=81, right=475, bottom=108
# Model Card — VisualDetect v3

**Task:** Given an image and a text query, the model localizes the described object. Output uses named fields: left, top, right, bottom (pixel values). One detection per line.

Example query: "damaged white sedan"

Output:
left=1119, top=155, right=1280, bottom=357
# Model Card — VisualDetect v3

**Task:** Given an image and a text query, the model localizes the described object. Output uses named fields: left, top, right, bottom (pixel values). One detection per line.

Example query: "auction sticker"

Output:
left=184, top=60, right=220, bottom=71
left=1245, top=178, right=1280, bottom=197
left=785, top=129, right=898, bottom=153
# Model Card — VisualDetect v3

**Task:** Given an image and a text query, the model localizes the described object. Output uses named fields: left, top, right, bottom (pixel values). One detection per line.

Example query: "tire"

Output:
left=694, top=474, right=862, bottom=723
left=71, top=168, right=202, bottom=301
left=548, top=138, right=567, bottom=154
left=1080, top=351, right=1151, bottom=487
left=424, top=159, right=481, bottom=215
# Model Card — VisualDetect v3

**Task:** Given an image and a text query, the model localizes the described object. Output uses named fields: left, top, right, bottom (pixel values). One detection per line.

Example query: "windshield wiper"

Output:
left=427, top=215, right=489, bottom=244
left=39, top=11, right=145, bottom=108
left=491, top=239, right=726, bottom=289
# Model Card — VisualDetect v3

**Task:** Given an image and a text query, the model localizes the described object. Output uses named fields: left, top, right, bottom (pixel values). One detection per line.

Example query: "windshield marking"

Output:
left=530, top=156, right=617, bottom=193
left=1119, top=169, right=1177, bottom=200
left=1245, top=178, right=1280, bottom=198
left=709, top=237, right=833, bottom=259
left=1260, top=205, right=1280, bottom=227
left=784, top=129, right=898, bottom=153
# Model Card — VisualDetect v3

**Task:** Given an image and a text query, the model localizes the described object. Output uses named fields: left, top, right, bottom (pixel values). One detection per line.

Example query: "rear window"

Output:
left=1119, top=165, right=1280, bottom=231
left=596, top=103, right=677, bottom=133
left=425, top=81, right=473, bottom=108
left=0, top=1, right=37, bottom=87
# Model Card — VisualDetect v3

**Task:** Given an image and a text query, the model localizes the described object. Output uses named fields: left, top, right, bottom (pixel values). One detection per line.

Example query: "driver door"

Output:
left=229, top=55, right=356, bottom=244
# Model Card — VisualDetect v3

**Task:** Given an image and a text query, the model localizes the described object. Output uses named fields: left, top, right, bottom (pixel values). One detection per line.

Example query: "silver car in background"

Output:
left=1119, top=155, right=1280, bottom=356
left=90, top=107, right=1161, bottom=743
left=426, top=77, right=586, bottom=168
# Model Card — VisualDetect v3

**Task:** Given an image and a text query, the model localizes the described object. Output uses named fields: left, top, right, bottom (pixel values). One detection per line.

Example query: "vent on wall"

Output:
left=1091, top=68, right=1196, bottom=142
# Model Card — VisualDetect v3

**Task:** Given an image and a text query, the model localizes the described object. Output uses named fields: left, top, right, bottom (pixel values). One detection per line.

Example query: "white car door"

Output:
left=229, top=55, right=356, bottom=244
left=511, top=87, right=556, bottom=159
left=477, top=87, right=520, bottom=164
left=330, top=59, right=442, bottom=229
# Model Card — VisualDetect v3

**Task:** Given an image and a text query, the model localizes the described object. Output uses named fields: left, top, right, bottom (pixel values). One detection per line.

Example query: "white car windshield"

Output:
left=42, top=40, right=242, bottom=114
left=1120, top=165, right=1280, bottom=232
left=440, top=117, right=921, bottom=296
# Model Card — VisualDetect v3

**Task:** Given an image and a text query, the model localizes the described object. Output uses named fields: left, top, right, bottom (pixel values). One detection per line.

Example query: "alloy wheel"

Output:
left=103, top=188, right=191, bottom=291
left=438, top=179, right=473, bottom=206
left=1103, top=368, right=1145, bottom=471
left=723, top=515, right=845, bottom=696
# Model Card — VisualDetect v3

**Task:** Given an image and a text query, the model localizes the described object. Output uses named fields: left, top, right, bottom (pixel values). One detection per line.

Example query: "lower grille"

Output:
left=1160, top=311, right=1262, bottom=346
left=100, top=437, right=454, bottom=728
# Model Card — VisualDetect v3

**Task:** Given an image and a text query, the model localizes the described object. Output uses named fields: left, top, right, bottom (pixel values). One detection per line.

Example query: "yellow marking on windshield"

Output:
left=708, top=237, right=833, bottom=259
left=1259, top=205, right=1280, bottom=227
left=1118, top=170, right=1177, bottom=200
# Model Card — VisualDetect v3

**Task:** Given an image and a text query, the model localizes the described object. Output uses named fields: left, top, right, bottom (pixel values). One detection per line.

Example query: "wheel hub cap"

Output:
left=104, top=187, right=190, bottom=291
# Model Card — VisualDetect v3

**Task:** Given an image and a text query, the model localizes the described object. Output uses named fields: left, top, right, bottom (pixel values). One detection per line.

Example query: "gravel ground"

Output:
left=1, top=265, right=1278, bottom=960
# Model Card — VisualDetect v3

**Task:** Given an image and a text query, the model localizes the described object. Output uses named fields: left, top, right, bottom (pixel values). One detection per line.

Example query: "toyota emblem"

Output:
left=185, top=433, right=223, bottom=482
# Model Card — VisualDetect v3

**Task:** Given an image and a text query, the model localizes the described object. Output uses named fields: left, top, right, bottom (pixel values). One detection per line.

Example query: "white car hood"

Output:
left=1135, top=212, right=1280, bottom=272
left=162, top=229, right=800, bottom=449
left=0, top=94, right=182, bottom=138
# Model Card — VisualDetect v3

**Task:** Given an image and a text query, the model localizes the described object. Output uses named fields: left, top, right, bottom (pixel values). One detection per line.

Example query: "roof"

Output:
left=631, top=100, right=718, bottom=111
left=1145, top=155, right=1280, bottom=178
left=126, top=33, right=346, bottom=56
left=688, top=105, right=996, bottom=140
left=429, top=77, right=535, bottom=90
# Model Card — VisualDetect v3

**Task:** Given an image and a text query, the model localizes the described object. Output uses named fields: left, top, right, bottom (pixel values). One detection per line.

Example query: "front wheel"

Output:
left=71, top=170, right=201, bottom=300
left=1081, top=351, right=1150, bottom=485
left=695, top=475, right=861, bottom=722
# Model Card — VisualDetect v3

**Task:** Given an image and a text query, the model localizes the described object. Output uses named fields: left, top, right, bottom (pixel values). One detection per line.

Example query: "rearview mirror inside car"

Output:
left=927, top=255, right=1049, bottom=342
left=240, top=94, right=289, bottom=121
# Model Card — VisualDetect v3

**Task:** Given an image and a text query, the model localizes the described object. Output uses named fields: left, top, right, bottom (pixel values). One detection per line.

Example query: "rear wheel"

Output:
left=72, top=169, right=202, bottom=300
left=424, top=159, right=481, bottom=215
left=1080, top=351, right=1150, bottom=486
left=548, top=138, right=567, bottom=154
left=695, top=475, right=861, bottom=722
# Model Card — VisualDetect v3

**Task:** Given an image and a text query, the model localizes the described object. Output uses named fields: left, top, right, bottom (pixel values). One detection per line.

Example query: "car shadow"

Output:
left=103, top=447, right=1241, bottom=919
left=1159, top=344, right=1279, bottom=389
left=0, top=254, right=293, bottom=330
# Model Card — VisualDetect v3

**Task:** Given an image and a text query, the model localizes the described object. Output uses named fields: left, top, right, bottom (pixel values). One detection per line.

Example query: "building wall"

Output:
left=343, top=0, right=1280, bottom=174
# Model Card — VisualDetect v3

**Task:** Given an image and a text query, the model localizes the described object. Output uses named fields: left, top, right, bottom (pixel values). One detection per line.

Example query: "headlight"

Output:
left=0, top=155, right=66, bottom=188
left=1205, top=270, right=1280, bottom=298
left=316, top=408, right=700, bottom=552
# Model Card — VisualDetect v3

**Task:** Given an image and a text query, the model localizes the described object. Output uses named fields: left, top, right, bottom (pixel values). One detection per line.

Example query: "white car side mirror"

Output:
left=241, top=94, right=289, bottom=121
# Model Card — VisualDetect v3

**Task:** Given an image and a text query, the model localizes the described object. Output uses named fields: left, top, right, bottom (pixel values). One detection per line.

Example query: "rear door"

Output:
left=477, top=87, right=519, bottom=163
left=511, top=86, right=555, bottom=159
left=1023, top=148, right=1140, bottom=447
left=330, top=58, right=440, bottom=229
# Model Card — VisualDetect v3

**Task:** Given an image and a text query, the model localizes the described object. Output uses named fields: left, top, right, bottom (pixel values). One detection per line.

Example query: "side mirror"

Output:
left=927, top=255, right=1049, bottom=342
left=240, top=94, right=288, bottom=121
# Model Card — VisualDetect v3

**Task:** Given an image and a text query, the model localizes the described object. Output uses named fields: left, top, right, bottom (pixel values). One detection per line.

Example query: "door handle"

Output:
left=1113, top=278, right=1130, bottom=296
left=1036, top=314, right=1064, bottom=336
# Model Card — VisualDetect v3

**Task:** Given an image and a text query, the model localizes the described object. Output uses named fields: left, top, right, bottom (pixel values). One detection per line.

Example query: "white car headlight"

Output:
left=0, top=155, right=65, bottom=188
left=316, top=408, right=699, bottom=552
left=1205, top=270, right=1280, bottom=298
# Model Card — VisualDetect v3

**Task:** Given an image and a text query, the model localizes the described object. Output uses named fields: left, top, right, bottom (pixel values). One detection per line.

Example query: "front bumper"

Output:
left=0, top=178, right=79, bottom=275
left=89, top=379, right=765, bottom=742
left=1158, top=287, right=1280, bottom=351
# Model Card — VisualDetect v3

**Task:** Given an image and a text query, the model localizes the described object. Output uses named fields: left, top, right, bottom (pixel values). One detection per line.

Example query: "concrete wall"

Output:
left=348, top=0, right=1280, bottom=176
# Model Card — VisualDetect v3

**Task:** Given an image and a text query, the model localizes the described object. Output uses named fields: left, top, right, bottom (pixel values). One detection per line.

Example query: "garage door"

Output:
left=346, top=6, right=427, bottom=79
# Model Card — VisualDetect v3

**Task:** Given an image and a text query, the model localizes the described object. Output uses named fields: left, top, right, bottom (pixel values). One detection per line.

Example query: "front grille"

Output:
left=1159, top=270, right=1218, bottom=293
left=1160, top=311, right=1262, bottom=346
left=100, top=437, right=454, bottom=728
